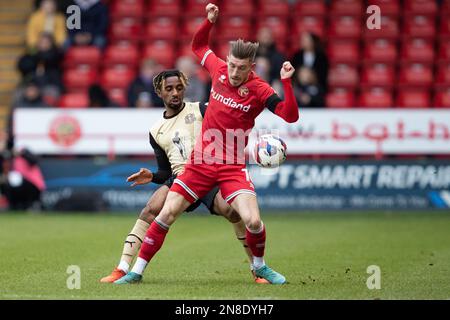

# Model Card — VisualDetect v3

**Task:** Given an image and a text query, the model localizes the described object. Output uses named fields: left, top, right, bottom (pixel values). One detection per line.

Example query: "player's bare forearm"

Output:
left=274, top=62, right=300, bottom=123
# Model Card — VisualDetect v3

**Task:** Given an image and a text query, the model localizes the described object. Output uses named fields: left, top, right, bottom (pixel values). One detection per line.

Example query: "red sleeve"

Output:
left=191, top=19, right=223, bottom=77
left=261, top=79, right=299, bottom=123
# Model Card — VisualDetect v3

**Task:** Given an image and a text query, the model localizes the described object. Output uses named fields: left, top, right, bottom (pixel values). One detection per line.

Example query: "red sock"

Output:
left=138, top=221, right=169, bottom=262
left=246, top=225, right=266, bottom=257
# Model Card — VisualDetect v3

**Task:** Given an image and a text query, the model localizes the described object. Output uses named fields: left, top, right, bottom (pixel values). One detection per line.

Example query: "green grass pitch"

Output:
left=0, top=211, right=449, bottom=299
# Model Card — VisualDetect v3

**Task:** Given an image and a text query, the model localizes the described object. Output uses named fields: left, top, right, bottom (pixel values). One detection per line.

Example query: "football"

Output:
left=253, top=134, right=287, bottom=168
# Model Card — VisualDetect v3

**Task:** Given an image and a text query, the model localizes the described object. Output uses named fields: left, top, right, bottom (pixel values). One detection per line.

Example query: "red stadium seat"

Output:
left=178, top=40, right=197, bottom=59
left=294, top=0, right=326, bottom=16
left=221, top=0, right=254, bottom=16
left=438, top=42, right=450, bottom=63
left=293, top=16, right=325, bottom=38
left=402, top=15, right=436, bottom=39
left=404, top=0, right=438, bottom=15
left=400, top=38, right=435, bottom=63
left=63, top=68, right=98, bottom=90
left=185, top=0, right=216, bottom=16
left=329, top=0, right=363, bottom=16
left=363, top=39, right=397, bottom=63
left=109, top=18, right=143, bottom=42
left=435, top=64, right=450, bottom=87
left=215, top=42, right=230, bottom=60
left=217, top=16, right=252, bottom=40
left=257, top=16, right=288, bottom=39
left=142, top=41, right=176, bottom=68
left=110, top=0, right=144, bottom=19
left=398, top=63, right=433, bottom=87
left=358, top=87, right=393, bottom=108
left=328, top=64, right=359, bottom=88
left=144, top=17, right=178, bottom=40
left=367, top=0, right=400, bottom=16
left=147, top=0, right=181, bottom=17
left=64, top=46, right=101, bottom=68
left=180, top=16, right=204, bottom=41
left=328, top=16, right=362, bottom=39
left=257, top=0, right=290, bottom=16
left=101, top=67, right=136, bottom=89
left=360, top=63, right=395, bottom=87
left=107, top=88, right=127, bottom=107
left=326, top=88, right=355, bottom=108
left=396, top=89, right=431, bottom=108
left=433, top=89, right=450, bottom=108
left=363, top=15, right=399, bottom=39
left=327, top=41, right=360, bottom=64
left=103, top=43, right=139, bottom=67
left=439, top=17, right=450, bottom=39
left=59, top=93, right=89, bottom=108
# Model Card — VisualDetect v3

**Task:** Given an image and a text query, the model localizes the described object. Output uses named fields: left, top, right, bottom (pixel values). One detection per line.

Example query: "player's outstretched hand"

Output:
left=127, top=168, right=153, bottom=187
left=206, top=3, right=219, bottom=23
left=280, top=61, right=295, bottom=79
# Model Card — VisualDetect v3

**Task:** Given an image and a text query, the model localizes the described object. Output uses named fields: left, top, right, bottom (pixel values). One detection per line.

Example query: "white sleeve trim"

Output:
left=201, top=49, right=213, bottom=66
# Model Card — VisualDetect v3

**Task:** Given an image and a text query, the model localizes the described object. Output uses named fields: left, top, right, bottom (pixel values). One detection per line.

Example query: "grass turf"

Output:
left=0, top=211, right=449, bottom=300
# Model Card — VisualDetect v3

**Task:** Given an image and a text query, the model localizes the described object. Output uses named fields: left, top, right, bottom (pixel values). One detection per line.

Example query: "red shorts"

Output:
left=170, top=163, right=256, bottom=204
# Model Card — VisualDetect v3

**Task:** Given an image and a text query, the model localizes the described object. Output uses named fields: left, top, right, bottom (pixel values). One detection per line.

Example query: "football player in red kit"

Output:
left=115, top=3, right=299, bottom=285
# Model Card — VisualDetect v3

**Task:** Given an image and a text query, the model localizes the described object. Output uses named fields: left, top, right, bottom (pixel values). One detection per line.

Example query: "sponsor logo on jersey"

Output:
left=238, top=85, right=249, bottom=97
left=211, top=88, right=251, bottom=112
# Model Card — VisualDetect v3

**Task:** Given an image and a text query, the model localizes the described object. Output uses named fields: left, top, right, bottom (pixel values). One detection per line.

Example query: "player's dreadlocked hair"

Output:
left=229, top=39, right=259, bottom=62
left=152, top=69, right=189, bottom=94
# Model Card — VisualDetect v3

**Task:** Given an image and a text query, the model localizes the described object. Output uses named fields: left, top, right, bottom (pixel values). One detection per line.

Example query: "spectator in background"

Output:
left=256, top=27, right=285, bottom=86
left=13, top=78, right=50, bottom=108
left=294, top=67, right=325, bottom=108
left=34, top=0, right=73, bottom=13
left=255, top=56, right=282, bottom=97
left=65, top=0, right=108, bottom=50
left=175, top=56, right=206, bottom=102
left=127, top=59, right=164, bottom=108
left=26, top=0, right=67, bottom=49
left=0, top=148, right=46, bottom=211
left=292, top=32, right=329, bottom=92
left=88, top=84, right=118, bottom=107
left=18, top=32, right=63, bottom=100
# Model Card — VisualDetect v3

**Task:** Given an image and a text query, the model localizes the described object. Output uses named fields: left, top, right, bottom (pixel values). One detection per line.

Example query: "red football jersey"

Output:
left=192, top=50, right=276, bottom=165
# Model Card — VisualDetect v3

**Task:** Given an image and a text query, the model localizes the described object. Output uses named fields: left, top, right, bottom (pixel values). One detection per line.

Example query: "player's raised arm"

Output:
left=270, top=62, right=300, bottom=123
left=191, top=3, right=220, bottom=72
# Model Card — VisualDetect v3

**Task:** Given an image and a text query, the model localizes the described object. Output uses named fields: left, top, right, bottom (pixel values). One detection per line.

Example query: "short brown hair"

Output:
left=229, top=39, right=259, bottom=62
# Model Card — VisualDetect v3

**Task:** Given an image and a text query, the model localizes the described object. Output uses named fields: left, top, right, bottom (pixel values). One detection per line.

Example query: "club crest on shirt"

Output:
left=185, top=113, right=196, bottom=124
left=219, top=74, right=226, bottom=83
left=238, top=85, right=249, bottom=97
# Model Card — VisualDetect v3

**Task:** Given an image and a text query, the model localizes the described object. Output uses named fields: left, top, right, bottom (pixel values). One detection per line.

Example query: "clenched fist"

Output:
left=206, top=3, right=219, bottom=23
left=280, top=61, right=295, bottom=80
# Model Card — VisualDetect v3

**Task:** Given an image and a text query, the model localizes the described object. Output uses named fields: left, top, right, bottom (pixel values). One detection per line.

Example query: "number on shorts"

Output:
left=241, top=168, right=250, bottom=181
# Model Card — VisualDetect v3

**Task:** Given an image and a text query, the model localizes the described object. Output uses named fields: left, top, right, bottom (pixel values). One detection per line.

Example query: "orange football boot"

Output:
left=100, top=268, right=126, bottom=283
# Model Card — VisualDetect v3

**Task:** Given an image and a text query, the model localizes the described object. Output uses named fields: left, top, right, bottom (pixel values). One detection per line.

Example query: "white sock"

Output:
left=131, top=257, right=148, bottom=275
left=117, top=260, right=129, bottom=273
left=253, top=256, right=265, bottom=270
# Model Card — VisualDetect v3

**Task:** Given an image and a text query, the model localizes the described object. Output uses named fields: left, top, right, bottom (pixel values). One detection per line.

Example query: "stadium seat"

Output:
left=59, top=93, right=89, bottom=108
left=142, top=41, right=176, bottom=68
left=294, top=0, right=326, bottom=16
left=215, top=42, right=231, bottom=60
left=402, top=15, right=436, bottom=39
left=257, top=0, right=290, bottom=17
left=439, top=17, right=450, bottom=39
left=63, top=68, right=98, bottom=90
left=404, top=0, right=438, bottom=15
left=110, top=0, right=144, bottom=19
left=107, top=88, right=127, bottom=107
left=185, top=0, right=215, bottom=16
left=328, top=16, right=362, bottom=39
left=433, top=89, right=450, bottom=108
left=327, top=41, right=360, bottom=64
left=144, top=17, right=178, bottom=40
left=400, top=38, right=435, bottom=63
left=221, top=0, right=254, bottom=16
left=360, top=63, right=395, bottom=87
left=64, top=46, right=101, bottom=68
left=367, top=0, right=400, bottom=16
left=147, top=0, right=181, bottom=17
left=101, top=67, right=136, bottom=89
left=328, top=64, right=359, bottom=88
left=256, top=16, right=288, bottom=39
left=363, top=39, right=397, bottom=63
left=181, top=16, right=207, bottom=41
left=435, top=64, right=450, bottom=87
left=329, top=0, right=363, bottom=16
left=396, top=89, right=431, bottom=108
left=217, top=16, right=252, bottom=40
left=178, top=40, right=197, bottom=59
left=109, top=18, right=143, bottom=43
left=325, top=88, right=355, bottom=108
left=363, top=15, right=399, bottom=39
left=438, top=42, right=450, bottom=63
left=103, top=43, right=139, bottom=67
left=358, top=87, right=393, bottom=108
left=293, top=16, right=325, bottom=38
left=398, top=63, right=433, bottom=87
